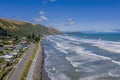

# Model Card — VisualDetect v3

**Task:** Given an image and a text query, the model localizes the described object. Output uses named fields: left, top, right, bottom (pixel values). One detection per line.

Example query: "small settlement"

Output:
left=0, top=37, right=29, bottom=79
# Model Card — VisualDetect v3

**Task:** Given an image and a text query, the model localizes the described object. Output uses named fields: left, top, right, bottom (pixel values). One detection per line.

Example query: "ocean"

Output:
left=43, top=34, right=120, bottom=80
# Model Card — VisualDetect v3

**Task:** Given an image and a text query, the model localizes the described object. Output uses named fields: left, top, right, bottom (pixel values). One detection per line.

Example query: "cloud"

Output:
left=40, top=16, right=48, bottom=20
left=34, top=15, right=48, bottom=22
left=40, top=11, right=45, bottom=15
left=42, top=0, right=56, bottom=3
left=34, top=11, right=48, bottom=22
left=65, top=18, right=75, bottom=26
left=49, top=0, right=56, bottom=2
left=90, top=29, right=119, bottom=33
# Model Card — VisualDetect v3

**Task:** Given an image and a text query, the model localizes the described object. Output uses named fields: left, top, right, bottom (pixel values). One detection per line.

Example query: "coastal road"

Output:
left=8, top=43, right=35, bottom=80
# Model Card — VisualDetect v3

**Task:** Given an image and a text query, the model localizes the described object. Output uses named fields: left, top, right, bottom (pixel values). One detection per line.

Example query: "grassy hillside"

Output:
left=0, top=18, right=61, bottom=37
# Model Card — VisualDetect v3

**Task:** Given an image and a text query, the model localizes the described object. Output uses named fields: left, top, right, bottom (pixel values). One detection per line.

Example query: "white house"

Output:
left=9, top=52, right=18, bottom=56
left=0, top=55, right=13, bottom=61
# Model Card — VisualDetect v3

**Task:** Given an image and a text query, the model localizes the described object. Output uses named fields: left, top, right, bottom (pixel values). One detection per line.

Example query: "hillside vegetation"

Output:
left=0, top=18, right=61, bottom=37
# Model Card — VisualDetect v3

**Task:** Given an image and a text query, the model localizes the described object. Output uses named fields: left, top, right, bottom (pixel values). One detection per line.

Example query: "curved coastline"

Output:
left=27, top=43, right=51, bottom=80
left=42, top=46, right=51, bottom=80
left=33, top=43, right=51, bottom=80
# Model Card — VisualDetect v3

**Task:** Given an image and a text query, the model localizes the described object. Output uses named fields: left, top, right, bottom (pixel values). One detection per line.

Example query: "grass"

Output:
left=0, top=53, right=4, bottom=56
left=3, top=49, right=12, bottom=53
left=2, top=67, right=14, bottom=80
left=0, top=66, right=13, bottom=80
left=0, top=58, right=8, bottom=64
left=12, top=58, right=20, bottom=65
left=20, top=43, right=38, bottom=80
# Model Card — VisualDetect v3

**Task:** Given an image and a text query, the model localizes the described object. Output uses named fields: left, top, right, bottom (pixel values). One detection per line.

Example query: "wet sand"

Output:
left=32, top=43, right=51, bottom=80
left=42, top=46, right=51, bottom=80
left=31, top=44, right=51, bottom=80
left=42, top=67, right=51, bottom=80
left=32, top=44, right=43, bottom=80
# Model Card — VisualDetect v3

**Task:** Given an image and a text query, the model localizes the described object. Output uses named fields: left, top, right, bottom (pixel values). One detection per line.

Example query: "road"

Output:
left=8, top=43, right=35, bottom=80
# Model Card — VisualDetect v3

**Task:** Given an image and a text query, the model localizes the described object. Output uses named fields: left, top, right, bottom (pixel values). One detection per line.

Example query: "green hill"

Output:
left=0, top=18, right=61, bottom=37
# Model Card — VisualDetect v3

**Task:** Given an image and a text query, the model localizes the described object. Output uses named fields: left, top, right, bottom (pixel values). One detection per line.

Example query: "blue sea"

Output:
left=43, top=34, right=120, bottom=80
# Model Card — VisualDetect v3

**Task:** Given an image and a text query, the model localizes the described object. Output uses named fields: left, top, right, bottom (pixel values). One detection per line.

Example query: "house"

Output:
left=8, top=52, right=18, bottom=56
left=3, top=44, right=15, bottom=49
left=0, top=64, right=6, bottom=70
left=0, top=55, right=13, bottom=61
left=20, top=37, right=27, bottom=44
left=13, top=48, right=20, bottom=53
left=0, top=47, right=3, bottom=51
left=20, top=37, right=27, bottom=41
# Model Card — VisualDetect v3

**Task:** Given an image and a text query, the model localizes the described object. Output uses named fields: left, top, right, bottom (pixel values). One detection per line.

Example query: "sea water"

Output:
left=43, top=34, right=120, bottom=80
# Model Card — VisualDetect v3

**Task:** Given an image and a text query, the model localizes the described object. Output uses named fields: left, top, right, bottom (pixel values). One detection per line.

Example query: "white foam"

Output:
left=72, top=46, right=111, bottom=60
left=71, top=62, right=81, bottom=67
left=58, top=35, right=120, bottom=54
left=44, top=49, right=70, bottom=80
left=47, top=35, right=120, bottom=67
left=55, top=46, right=68, bottom=54
left=108, top=72, right=120, bottom=77
left=112, top=60, right=120, bottom=65
left=66, top=56, right=81, bottom=61
left=44, top=50, right=50, bottom=60
left=91, top=41, right=120, bottom=53
left=46, top=37, right=69, bottom=54
left=65, top=46, right=112, bottom=68
left=53, top=41, right=71, bottom=54
left=79, top=76, right=98, bottom=80
left=47, top=36, right=120, bottom=68
left=46, top=68, right=70, bottom=80
left=44, top=50, right=52, bottom=67
left=45, top=35, right=120, bottom=80
left=52, top=67, right=56, bottom=71
left=79, top=73, right=109, bottom=80
left=76, top=38, right=120, bottom=54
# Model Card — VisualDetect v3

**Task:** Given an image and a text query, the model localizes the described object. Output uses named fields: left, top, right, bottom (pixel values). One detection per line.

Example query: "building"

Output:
left=0, top=55, right=13, bottom=61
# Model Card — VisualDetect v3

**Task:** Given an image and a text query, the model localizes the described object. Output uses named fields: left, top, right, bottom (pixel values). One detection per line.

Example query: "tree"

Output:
left=15, top=36, right=20, bottom=41
left=31, top=33, right=35, bottom=39
left=27, top=33, right=31, bottom=39
left=35, top=36, right=40, bottom=42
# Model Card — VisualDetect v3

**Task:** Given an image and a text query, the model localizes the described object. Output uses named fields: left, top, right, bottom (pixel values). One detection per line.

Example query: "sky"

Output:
left=0, top=0, right=120, bottom=32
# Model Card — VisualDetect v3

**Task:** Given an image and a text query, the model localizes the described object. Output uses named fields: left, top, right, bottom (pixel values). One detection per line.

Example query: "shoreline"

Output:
left=42, top=66, right=51, bottom=80
left=31, top=43, right=51, bottom=80
left=41, top=46, right=51, bottom=80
